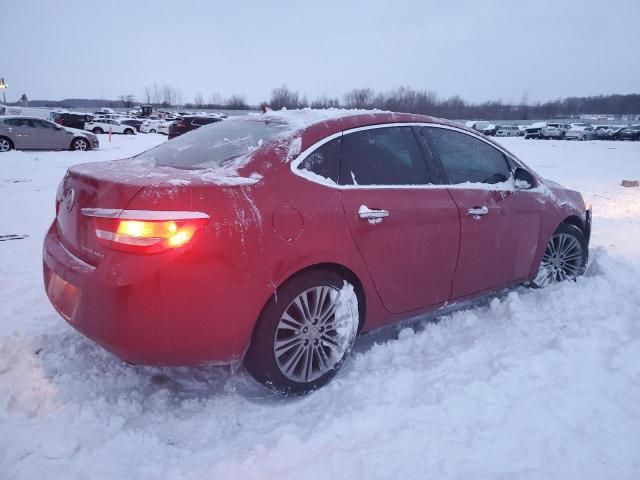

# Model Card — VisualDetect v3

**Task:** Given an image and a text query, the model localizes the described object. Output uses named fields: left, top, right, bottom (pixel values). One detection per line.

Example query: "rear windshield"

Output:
left=136, top=118, right=290, bottom=169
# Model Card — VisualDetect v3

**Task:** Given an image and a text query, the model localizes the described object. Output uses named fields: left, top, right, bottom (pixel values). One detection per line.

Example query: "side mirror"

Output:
left=514, top=167, right=535, bottom=190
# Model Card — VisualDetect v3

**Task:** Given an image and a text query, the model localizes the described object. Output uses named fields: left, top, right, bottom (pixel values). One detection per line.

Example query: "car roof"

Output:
left=255, top=109, right=472, bottom=150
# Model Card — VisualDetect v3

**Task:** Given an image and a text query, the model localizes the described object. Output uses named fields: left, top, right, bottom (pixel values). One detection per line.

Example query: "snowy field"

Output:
left=1, top=133, right=639, bottom=479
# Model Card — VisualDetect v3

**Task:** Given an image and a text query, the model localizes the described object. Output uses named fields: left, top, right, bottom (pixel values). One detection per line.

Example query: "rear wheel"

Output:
left=124, top=128, right=134, bottom=135
left=531, top=224, right=588, bottom=287
left=0, top=137, right=13, bottom=152
left=244, top=269, right=360, bottom=396
left=92, top=127, right=104, bottom=134
left=150, top=129, right=156, bottom=134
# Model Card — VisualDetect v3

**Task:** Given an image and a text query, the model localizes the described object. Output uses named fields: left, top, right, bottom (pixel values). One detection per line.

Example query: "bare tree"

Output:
left=152, top=82, right=161, bottom=106
left=194, top=92, right=204, bottom=108
left=143, top=86, right=151, bottom=105
left=310, top=95, right=340, bottom=109
left=269, top=85, right=306, bottom=110
left=161, top=84, right=177, bottom=107
left=119, top=94, right=136, bottom=109
left=225, top=94, right=248, bottom=109
left=174, top=88, right=184, bottom=109
left=207, top=92, right=222, bottom=107
left=343, top=88, right=375, bottom=109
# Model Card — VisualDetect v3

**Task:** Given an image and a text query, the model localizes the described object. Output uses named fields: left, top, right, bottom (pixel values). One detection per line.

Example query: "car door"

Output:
left=4, top=118, right=34, bottom=149
left=337, top=125, right=460, bottom=314
left=421, top=126, right=545, bottom=300
left=32, top=119, right=66, bottom=149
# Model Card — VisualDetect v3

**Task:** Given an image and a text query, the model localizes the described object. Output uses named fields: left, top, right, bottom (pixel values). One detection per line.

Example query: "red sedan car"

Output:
left=43, top=110, right=591, bottom=395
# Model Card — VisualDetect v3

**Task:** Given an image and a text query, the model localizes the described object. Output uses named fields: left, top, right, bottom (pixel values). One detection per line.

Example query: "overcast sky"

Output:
left=2, top=0, right=639, bottom=105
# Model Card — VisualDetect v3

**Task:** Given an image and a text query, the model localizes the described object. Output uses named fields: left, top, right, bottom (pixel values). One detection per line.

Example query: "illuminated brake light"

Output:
left=82, top=209, right=209, bottom=254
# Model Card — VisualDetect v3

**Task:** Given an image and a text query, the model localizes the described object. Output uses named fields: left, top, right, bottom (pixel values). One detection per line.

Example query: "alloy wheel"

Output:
left=273, top=285, right=357, bottom=383
left=74, top=139, right=88, bottom=151
left=534, top=232, right=585, bottom=286
left=0, top=138, right=11, bottom=152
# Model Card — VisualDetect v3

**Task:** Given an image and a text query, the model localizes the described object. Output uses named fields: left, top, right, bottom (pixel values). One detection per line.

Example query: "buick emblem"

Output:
left=64, top=189, right=76, bottom=212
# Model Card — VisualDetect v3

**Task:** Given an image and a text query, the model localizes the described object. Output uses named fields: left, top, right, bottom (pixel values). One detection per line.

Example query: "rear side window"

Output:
left=298, top=137, right=341, bottom=183
left=5, top=118, right=35, bottom=127
left=340, top=126, right=430, bottom=186
left=422, top=127, right=511, bottom=185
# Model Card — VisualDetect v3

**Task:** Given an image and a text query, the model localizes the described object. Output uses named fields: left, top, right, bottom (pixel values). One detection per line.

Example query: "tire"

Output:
left=0, top=136, right=14, bottom=152
left=244, top=269, right=360, bottom=396
left=124, top=128, right=134, bottom=135
left=70, top=138, right=89, bottom=151
left=531, top=223, right=588, bottom=288
left=92, top=128, right=104, bottom=134
left=150, top=129, right=156, bottom=134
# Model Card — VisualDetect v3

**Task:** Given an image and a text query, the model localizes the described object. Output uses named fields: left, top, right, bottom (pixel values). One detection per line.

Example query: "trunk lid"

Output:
left=56, top=158, right=205, bottom=266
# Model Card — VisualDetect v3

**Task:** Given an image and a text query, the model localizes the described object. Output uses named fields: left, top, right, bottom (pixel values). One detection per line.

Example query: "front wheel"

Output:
left=92, top=128, right=104, bottom=134
left=244, top=270, right=360, bottom=396
left=531, top=224, right=588, bottom=287
left=71, top=138, right=89, bottom=151
left=124, top=128, right=134, bottom=135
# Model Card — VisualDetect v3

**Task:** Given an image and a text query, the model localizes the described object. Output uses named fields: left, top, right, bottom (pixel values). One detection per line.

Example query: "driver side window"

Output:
left=422, top=127, right=511, bottom=184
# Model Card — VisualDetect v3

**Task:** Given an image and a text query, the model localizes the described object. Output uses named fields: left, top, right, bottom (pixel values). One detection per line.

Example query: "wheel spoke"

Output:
left=275, top=336, right=303, bottom=354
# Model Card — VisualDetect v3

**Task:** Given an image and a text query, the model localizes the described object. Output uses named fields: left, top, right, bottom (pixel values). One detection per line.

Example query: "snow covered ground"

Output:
left=1, top=133, right=639, bottom=479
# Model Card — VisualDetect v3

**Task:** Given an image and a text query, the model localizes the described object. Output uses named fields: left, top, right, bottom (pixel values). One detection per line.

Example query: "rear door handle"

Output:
left=359, top=205, right=390, bottom=223
left=467, top=206, right=489, bottom=217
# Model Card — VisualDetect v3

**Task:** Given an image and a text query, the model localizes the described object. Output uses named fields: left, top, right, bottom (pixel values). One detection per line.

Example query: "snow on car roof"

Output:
left=244, top=107, right=388, bottom=130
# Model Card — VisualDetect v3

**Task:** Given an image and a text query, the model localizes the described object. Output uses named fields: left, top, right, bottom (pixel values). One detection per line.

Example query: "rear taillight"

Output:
left=81, top=209, right=209, bottom=254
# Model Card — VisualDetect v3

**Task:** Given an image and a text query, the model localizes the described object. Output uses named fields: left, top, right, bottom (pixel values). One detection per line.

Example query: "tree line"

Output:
left=267, top=86, right=640, bottom=119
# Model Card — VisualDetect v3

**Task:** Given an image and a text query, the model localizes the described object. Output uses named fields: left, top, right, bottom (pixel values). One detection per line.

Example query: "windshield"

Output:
left=136, top=117, right=290, bottom=169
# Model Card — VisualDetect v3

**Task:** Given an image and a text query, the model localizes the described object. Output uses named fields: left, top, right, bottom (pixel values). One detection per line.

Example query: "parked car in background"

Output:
left=0, top=116, right=99, bottom=152
left=157, top=119, right=175, bottom=135
left=44, top=110, right=591, bottom=395
left=517, top=125, right=527, bottom=136
left=595, top=126, right=626, bottom=140
left=481, top=124, right=500, bottom=136
left=140, top=119, right=165, bottom=134
left=565, top=126, right=596, bottom=141
left=618, top=125, right=640, bottom=141
left=51, top=111, right=94, bottom=130
left=120, top=119, right=144, bottom=132
left=85, top=118, right=136, bottom=135
left=496, top=125, right=520, bottom=137
left=524, top=122, right=547, bottom=139
left=168, top=115, right=223, bottom=139
left=541, top=123, right=571, bottom=139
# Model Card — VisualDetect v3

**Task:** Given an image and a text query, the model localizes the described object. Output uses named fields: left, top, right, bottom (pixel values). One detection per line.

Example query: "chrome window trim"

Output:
left=289, top=122, right=526, bottom=190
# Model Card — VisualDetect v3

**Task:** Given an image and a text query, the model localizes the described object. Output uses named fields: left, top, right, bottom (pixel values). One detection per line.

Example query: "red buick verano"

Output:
left=43, top=111, right=591, bottom=394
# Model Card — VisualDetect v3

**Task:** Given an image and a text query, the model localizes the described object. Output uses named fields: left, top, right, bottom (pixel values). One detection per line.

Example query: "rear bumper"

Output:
left=43, top=221, right=256, bottom=366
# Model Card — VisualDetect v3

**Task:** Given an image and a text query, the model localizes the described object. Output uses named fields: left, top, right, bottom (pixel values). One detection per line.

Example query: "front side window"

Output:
left=422, top=127, right=512, bottom=185
left=5, top=118, right=35, bottom=127
left=340, top=126, right=430, bottom=186
left=298, top=137, right=341, bottom=183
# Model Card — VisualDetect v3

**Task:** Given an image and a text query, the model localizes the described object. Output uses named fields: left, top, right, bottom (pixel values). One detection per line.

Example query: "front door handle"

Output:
left=467, top=206, right=489, bottom=217
left=358, top=205, right=390, bottom=224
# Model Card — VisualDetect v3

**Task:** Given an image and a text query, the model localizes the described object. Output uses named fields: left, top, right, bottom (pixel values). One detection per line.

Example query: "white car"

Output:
left=566, top=126, right=596, bottom=141
left=157, top=119, right=177, bottom=135
left=84, top=118, right=136, bottom=135
left=140, top=119, right=166, bottom=134
left=496, top=125, right=520, bottom=137
left=541, top=123, right=571, bottom=139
